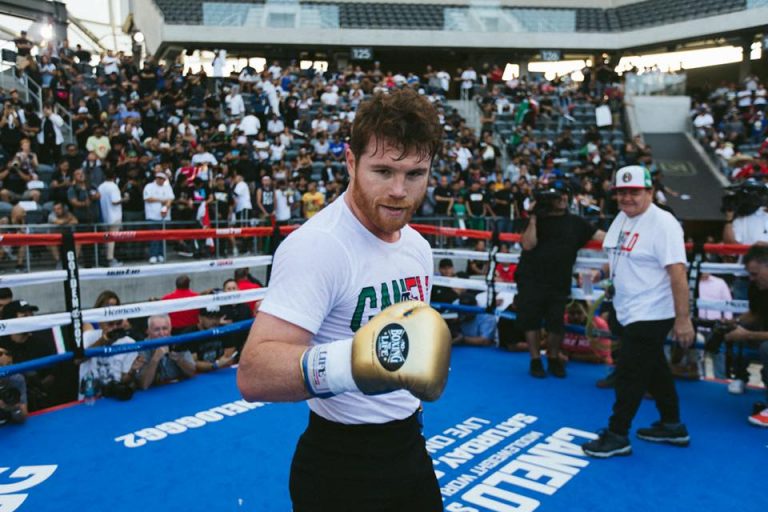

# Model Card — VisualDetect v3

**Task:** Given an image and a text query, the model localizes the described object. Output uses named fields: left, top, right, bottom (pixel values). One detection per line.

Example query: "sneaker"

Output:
left=636, top=421, right=690, bottom=446
left=177, top=251, right=194, bottom=258
left=232, top=247, right=239, bottom=257
left=157, top=255, right=165, bottom=263
left=108, top=259, right=123, bottom=267
left=149, top=256, right=158, bottom=264
left=548, top=357, right=566, bottom=378
left=596, top=370, right=617, bottom=389
left=582, top=429, right=632, bottom=458
left=728, top=379, right=746, bottom=394
left=748, top=407, right=768, bottom=427
left=529, top=358, right=546, bottom=378
left=752, top=401, right=767, bottom=415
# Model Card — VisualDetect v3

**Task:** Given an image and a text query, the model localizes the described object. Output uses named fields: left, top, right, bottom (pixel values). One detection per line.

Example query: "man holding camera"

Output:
left=722, top=181, right=768, bottom=246
left=78, top=318, right=140, bottom=400
left=0, top=338, right=27, bottom=426
left=721, top=244, right=768, bottom=427
left=516, top=182, right=604, bottom=378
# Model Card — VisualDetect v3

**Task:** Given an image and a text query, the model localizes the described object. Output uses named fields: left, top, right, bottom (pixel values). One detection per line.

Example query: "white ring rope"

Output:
left=0, top=288, right=268, bottom=336
left=0, top=255, right=274, bottom=287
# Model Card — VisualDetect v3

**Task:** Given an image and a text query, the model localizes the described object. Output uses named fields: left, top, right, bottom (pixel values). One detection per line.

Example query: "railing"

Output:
left=0, top=62, right=75, bottom=145
left=623, top=71, right=687, bottom=97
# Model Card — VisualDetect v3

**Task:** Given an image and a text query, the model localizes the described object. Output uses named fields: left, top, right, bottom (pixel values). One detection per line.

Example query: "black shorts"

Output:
left=515, top=287, right=568, bottom=334
left=289, top=410, right=442, bottom=512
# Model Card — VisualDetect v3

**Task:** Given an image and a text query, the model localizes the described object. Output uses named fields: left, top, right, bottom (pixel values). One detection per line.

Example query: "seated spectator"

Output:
left=0, top=288, right=12, bottom=315
left=467, top=239, right=489, bottom=276
left=0, top=204, right=27, bottom=271
left=1, top=300, right=63, bottom=411
left=163, top=275, right=200, bottom=335
left=78, top=317, right=140, bottom=400
left=495, top=243, right=517, bottom=282
left=185, top=306, right=238, bottom=373
left=135, top=314, right=195, bottom=390
left=561, top=301, right=612, bottom=364
left=456, top=291, right=496, bottom=347
left=0, top=338, right=27, bottom=425
left=234, top=268, right=262, bottom=313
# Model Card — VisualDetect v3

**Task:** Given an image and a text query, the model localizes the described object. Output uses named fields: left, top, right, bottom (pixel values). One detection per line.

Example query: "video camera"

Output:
left=721, top=180, right=768, bottom=218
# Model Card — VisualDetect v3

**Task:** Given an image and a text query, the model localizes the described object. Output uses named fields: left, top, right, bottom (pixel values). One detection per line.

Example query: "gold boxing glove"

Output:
left=300, top=301, right=452, bottom=401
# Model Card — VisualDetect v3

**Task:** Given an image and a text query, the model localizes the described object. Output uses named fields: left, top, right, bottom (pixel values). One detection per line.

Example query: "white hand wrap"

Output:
left=300, top=339, right=360, bottom=398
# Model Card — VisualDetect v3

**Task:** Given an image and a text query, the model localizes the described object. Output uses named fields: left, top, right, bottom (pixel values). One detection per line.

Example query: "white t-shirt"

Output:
left=259, top=193, right=433, bottom=424
left=78, top=329, right=136, bottom=399
left=603, top=204, right=686, bottom=325
left=98, top=180, right=122, bottom=225
left=233, top=181, right=252, bottom=213
left=732, top=208, right=768, bottom=245
left=239, top=115, right=261, bottom=136
left=143, top=181, right=175, bottom=221
left=274, top=189, right=292, bottom=221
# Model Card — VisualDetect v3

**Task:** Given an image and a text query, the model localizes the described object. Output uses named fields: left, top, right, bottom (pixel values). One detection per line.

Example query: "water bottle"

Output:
left=84, top=372, right=96, bottom=406
left=581, top=271, right=593, bottom=299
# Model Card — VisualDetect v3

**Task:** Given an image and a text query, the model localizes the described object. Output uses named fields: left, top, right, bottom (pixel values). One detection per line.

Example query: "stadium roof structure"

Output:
left=133, top=0, right=768, bottom=60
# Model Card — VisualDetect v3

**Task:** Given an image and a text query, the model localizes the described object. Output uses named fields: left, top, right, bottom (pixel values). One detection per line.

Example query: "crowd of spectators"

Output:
left=691, top=75, right=768, bottom=182
left=0, top=267, right=261, bottom=417
left=0, top=34, right=656, bottom=269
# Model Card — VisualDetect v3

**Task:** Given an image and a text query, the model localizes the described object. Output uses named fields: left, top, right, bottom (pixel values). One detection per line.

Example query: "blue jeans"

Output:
left=148, top=220, right=165, bottom=258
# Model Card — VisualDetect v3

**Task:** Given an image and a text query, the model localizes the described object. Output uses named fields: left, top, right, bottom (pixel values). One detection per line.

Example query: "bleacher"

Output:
left=151, top=0, right=749, bottom=31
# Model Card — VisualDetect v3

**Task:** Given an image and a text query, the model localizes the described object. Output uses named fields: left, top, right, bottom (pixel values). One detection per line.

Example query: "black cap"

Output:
left=2, top=300, right=38, bottom=319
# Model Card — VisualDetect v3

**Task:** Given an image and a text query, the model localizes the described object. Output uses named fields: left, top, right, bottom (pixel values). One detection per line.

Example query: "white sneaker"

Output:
left=728, top=379, right=746, bottom=394
left=232, top=248, right=239, bottom=257
left=157, top=255, right=165, bottom=263
left=108, top=259, right=122, bottom=267
left=149, top=256, right=158, bottom=264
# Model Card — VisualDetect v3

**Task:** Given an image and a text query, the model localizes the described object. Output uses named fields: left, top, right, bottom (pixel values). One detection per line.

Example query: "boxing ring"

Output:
left=1, top=224, right=765, bottom=512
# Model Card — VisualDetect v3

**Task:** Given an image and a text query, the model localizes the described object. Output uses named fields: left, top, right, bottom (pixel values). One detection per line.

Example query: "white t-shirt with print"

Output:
left=603, top=204, right=686, bottom=325
left=259, top=192, right=433, bottom=425
left=78, top=329, right=136, bottom=399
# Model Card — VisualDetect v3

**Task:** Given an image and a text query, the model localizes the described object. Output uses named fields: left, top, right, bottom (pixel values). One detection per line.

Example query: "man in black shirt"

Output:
left=466, top=180, right=493, bottom=230
left=516, top=185, right=604, bottom=378
left=433, top=174, right=454, bottom=216
left=724, top=244, right=768, bottom=427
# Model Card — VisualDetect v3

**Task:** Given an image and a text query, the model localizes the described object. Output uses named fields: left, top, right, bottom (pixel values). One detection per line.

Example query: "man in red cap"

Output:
left=583, top=165, right=695, bottom=458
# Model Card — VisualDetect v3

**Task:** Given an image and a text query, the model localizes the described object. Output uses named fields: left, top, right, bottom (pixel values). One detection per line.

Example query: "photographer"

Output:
left=78, top=318, right=140, bottom=401
left=515, top=182, right=604, bottom=378
left=0, top=338, right=27, bottom=425
left=721, top=244, right=768, bottom=427
left=722, top=180, right=768, bottom=246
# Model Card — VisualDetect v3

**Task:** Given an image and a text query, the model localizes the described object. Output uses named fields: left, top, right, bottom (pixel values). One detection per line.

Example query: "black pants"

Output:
left=609, top=318, right=681, bottom=436
left=290, top=411, right=443, bottom=512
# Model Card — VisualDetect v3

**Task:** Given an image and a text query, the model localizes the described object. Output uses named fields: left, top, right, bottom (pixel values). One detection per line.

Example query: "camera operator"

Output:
left=721, top=244, right=768, bottom=427
left=722, top=181, right=768, bottom=246
left=516, top=182, right=605, bottom=378
left=78, top=318, right=141, bottom=401
left=0, top=338, right=27, bottom=425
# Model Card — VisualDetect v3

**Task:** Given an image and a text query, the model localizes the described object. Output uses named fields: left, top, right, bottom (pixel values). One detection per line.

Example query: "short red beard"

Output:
left=349, top=179, right=423, bottom=235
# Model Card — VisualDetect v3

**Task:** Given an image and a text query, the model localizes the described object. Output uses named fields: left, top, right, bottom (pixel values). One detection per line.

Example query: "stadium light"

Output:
left=40, top=24, right=53, bottom=42
left=133, top=32, right=145, bottom=44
